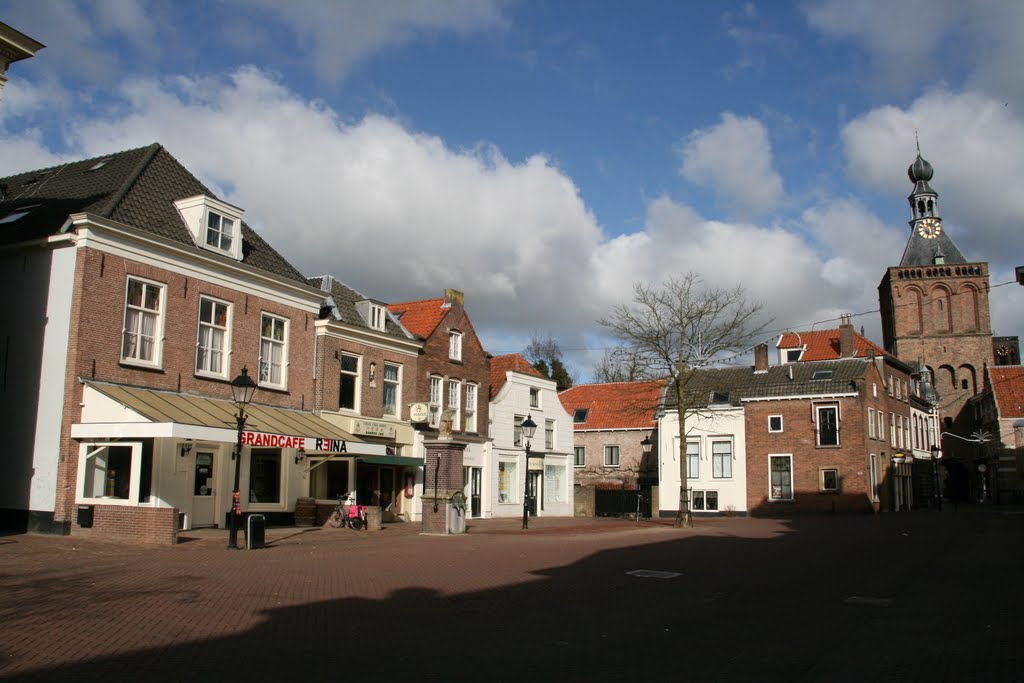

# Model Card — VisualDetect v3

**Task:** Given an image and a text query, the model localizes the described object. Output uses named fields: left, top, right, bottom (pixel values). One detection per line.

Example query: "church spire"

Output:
left=898, top=142, right=967, bottom=267
left=907, top=132, right=939, bottom=222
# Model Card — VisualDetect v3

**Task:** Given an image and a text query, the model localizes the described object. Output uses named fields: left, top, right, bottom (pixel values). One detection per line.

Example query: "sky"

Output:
left=2, top=0, right=1023, bottom=382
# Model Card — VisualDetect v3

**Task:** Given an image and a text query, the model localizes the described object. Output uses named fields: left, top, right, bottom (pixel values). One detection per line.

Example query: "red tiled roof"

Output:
left=991, top=366, right=1024, bottom=418
left=386, top=298, right=447, bottom=338
left=558, top=380, right=664, bottom=430
left=489, top=353, right=544, bottom=399
left=777, top=328, right=887, bottom=361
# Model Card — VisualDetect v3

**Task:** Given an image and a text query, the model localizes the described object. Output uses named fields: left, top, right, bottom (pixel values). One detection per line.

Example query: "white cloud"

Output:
left=235, top=0, right=510, bottom=84
left=679, top=113, right=783, bottom=216
left=61, top=67, right=602, bottom=341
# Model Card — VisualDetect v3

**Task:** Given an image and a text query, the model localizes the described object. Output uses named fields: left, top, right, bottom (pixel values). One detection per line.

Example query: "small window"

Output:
left=545, top=419, right=555, bottom=450
left=429, top=376, right=443, bottom=427
left=369, top=304, right=386, bottom=331
left=0, top=204, right=39, bottom=224
left=196, top=296, right=230, bottom=378
left=464, top=384, right=478, bottom=433
left=449, top=331, right=463, bottom=361
left=88, top=158, right=112, bottom=171
left=339, top=353, right=360, bottom=411
left=691, top=490, right=718, bottom=511
left=687, top=440, right=699, bottom=479
left=770, top=455, right=793, bottom=501
left=447, top=379, right=460, bottom=428
left=786, top=349, right=802, bottom=363
left=816, top=405, right=839, bottom=447
left=710, top=391, right=730, bottom=405
left=383, top=363, right=401, bottom=416
left=574, top=446, right=586, bottom=467
left=821, top=468, right=839, bottom=493
left=259, top=314, right=288, bottom=388
left=573, top=408, right=588, bottom=423
left=530, top=387, right=540, bottom=408
left=205, top=210, right=235, bottom=253
left=768, top=415, right=783, bottom=433
left=712, top=441, right=732, bottom=478
left=513, top=415, right=524, bottom=447
left=604, top=445, right=620, bottom=467
left=811, top=370, right=833, bottom=381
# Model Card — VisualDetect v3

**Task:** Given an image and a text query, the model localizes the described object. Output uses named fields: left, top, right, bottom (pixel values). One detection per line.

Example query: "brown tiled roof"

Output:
left=558, top=381, right=664, bottom=430
left=386, top=298, right=447, bottom=338
left=991, top=367, right=1024, bottom=418
left=490, top=353, right=544, bottom=399
left=777, top=328, right=887, bottom=361
left=0, top=144, right=307, bottom=283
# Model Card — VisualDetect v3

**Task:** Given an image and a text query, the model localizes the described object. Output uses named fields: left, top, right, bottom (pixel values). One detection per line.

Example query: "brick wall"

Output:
left=56, top=247, right=319, bottom=528
left=571, top=430, right=647, bottom=487
left=412, top=305, right=490, bottom=439
left=72, top=504, right=178, bottom=545
left=421, top=442, right=465, bottom=534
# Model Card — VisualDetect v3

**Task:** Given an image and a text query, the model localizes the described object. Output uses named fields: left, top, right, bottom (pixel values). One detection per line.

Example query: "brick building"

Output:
left=387, top=289, right=490, bottom=533
left=0, top=145, right=382, bottom=543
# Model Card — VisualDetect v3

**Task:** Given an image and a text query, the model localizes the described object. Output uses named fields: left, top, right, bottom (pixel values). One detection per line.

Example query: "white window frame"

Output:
left=574, top=446, right=586, bottom=468
left=691, top=490, right=719, bottom=511
left=513, top=414, right=524, bottom=447
left=449, top=330, right=463, bottom=361
left=369, top=304, right=386, bottom=331
left=768, top=415, right=783, bottom=433
left=383, top=362, right=401, bottom=417
left=868, top=408, right=876, bottom=439
left=530, top=387, right=540, bottom=408
left=464, top=383, right=478, bottom=432
left=712, top=440, right=733, bottom=479
left=686, top=439, right=700, bottom=479
left=498, top=461, right=517, bottom=503
left=878, top=410, right=886, bottom=442
left=545, top=419, right=555, bottom=450
left=195, top=296, right=231, bottom=379
left=769, top=454, right=793, bottom=501
left=259, top=313, right=288, bottom=389
left=816, top=404, right=839, bottom=447
left=338, top=352, right=361, bottom=412
left=205, top=209, right=236, bottom=254
left=121, top=276, right=166, bottom=369
left=447, top=379, right=460, bottom=430
left=604, top=445, right=620, bottom=468
left=429, top=376, right=443, bottom=428
left=75, top=441, right=144, bottom=506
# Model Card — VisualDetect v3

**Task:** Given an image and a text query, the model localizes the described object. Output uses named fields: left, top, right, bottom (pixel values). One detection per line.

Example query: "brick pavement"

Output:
left=0, top=510, right=1021, bottom=682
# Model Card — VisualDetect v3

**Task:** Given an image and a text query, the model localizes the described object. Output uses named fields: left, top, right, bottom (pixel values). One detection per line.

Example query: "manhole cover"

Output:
left=627, top=570, right=680, bottom=579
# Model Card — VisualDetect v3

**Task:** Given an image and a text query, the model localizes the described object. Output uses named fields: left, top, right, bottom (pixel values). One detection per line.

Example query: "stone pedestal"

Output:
left=422, top=441, right=467, bottom=535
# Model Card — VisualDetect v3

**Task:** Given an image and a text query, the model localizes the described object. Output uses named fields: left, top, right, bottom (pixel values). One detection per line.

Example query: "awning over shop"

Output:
left=357, top=455, right=424, bottom=467
left=71, top=380, right=388, bottom=455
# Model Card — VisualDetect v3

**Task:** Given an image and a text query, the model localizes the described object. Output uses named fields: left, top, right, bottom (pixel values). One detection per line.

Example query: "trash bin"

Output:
left=246, top=514, right=266, bottom=549
left=77, top=505, right=94, bottom=528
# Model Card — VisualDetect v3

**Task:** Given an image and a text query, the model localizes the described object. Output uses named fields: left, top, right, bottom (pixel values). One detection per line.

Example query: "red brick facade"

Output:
left=58, top=246, right=319, bottom=539
left=744, top=360, right=911, bottom=515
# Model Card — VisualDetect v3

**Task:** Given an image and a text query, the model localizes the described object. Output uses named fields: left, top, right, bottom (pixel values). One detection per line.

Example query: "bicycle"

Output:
left=327, top=496, right=367, bottom=530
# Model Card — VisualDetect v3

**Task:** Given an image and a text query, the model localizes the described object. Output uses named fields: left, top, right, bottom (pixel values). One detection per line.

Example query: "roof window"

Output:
left=811, top=370, right=833, bottom=380
left=0, top=204, right=39, bottom=224
left=573, top=408, right=589, bottom=423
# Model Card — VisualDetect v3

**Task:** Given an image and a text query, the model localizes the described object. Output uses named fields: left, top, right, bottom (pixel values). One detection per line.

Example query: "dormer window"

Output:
left=710, top=391, right=730, bottom=405
left=174, top=195, right=244, bottom=261
left=355, top=300, right=388, bottom=331
left=205, top=210, right=235, bottom=252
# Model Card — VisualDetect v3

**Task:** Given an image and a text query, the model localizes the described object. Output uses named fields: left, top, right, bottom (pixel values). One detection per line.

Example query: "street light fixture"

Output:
left=638, top=435, right=654, bottom=520
left=521, top=413, right=537, bottom=530
left=228, top=366, right=257, bottom=550
left=891, top=452, right=906, bottom=512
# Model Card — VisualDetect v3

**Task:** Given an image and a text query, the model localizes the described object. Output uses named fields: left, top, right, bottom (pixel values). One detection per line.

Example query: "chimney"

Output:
left=839, top=314, right=855, bottom=357
left=444, top=288, right=464, bottom=309
left=754, top=343, right=769, bottom=373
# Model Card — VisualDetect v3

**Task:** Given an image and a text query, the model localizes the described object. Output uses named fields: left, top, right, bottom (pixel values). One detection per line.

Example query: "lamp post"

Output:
left=639, top=435, right=653, bottom=520
left=929, top=446, right=943, bottom=511
left=891, top=452, right=906, bottom=512
left=227, top=366, right=258, bottom=550
left=521, top=413, right=537, bottom=530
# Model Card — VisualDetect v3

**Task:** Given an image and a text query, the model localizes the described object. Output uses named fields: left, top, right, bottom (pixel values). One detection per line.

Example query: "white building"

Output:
left=486, top=354, right=574, bottom=519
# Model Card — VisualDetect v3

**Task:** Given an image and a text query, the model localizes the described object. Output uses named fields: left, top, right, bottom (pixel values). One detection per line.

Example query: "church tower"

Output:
left=878, top=148, right=993, bottom=425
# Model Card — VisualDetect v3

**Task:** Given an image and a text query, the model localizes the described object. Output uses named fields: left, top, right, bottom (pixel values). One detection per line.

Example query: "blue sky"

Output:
left=2, top=1, right=1023, bottom=381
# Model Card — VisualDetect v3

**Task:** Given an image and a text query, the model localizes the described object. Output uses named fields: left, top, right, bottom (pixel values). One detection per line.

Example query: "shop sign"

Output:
left=353, top=420, right=396, bottom=439
left=242, top=431, right=349, bottom=453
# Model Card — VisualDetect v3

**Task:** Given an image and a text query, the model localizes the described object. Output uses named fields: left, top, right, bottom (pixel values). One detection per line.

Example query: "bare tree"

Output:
left=598, top=272, right=770, bottom=526
left=593, top=347, right=659, bottom=383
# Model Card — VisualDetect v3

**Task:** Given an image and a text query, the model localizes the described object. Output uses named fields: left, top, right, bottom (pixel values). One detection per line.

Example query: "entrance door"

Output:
left=467, top=467, right=482, bottom=517
left=191, top=451, right=216, bottom=528
left=379, top=467, right=395, bottom=515
left=527, top=471, right=541, bottom=516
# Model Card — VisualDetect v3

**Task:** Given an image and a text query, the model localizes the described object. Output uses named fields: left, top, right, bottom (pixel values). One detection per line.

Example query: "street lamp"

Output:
left=928, top=446, right=944, bottom=510
left=228, top=366, right=257, bottom=550
left=638, top=435, right=654, bottom=520
left=521, top=413, right=537, bottom=530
